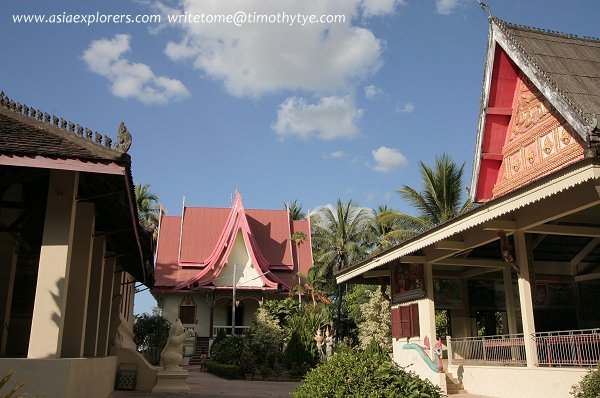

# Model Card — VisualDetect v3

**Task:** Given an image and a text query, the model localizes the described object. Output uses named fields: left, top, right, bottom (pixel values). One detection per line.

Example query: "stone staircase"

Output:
left=188, top=337, right=210, bottom=365
left=445, top=371, right=468, bottom=395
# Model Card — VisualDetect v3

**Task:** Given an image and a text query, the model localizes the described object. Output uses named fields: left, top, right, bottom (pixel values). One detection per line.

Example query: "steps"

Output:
left=188, top=337, right=210, bottom=365
left=445, top=371, right=468, bottom=395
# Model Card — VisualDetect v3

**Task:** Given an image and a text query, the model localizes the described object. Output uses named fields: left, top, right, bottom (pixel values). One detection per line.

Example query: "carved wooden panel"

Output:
left=492, top=73, right=585, bottom=198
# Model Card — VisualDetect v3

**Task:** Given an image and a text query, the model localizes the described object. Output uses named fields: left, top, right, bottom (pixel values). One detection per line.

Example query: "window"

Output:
left=179, top=305, right=196, bottom=324
left=391, top=304, right=419, bottom=339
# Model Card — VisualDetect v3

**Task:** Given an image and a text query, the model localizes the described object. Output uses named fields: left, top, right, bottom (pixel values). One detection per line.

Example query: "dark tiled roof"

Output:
left=0, top=91, right=129, bottom=162
left=493, top=18, right=600, bottom=130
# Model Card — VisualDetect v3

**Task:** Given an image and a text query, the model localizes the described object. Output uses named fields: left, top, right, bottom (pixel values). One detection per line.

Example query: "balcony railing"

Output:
left=447, top=334, right=526, bottom=366
left=534, top=329, right=600, bottom=367
left=447, top=329, right=600, bottom=367
left=213, top=325, right=250, bottom=336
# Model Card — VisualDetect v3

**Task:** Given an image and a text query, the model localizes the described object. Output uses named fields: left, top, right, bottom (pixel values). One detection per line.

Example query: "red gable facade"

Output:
left=471, top=18, right=597, bottom=202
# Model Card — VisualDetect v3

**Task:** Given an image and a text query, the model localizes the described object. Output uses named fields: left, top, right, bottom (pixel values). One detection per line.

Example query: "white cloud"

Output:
left=435, top=0, right=462, bottom=15
left=364, top=85, right=383, bottom=100
left=372, top=146, right=407, bottom=172
left=158, top=0, right=390, bottom=98
left=273, top=96, right=363, bottom=140
left=83, top=34, right=189, bottom=105
left=396, top=102, right=415, bottom=114
left=329, top=150, right=349, bottom=159
left=361, top=0, right=405, bottom=17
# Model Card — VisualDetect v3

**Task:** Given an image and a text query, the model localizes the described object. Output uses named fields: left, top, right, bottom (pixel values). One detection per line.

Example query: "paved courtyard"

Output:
left=109, top=367, right=498, bottom=398
left=109, top=368, right=300, bottom=398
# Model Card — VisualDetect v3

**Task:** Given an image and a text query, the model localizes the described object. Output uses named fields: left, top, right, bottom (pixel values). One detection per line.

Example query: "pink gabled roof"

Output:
left=179, top=207, right=230, bottom=264
left=246, top=209, right=294, bottom=268
left=153, top=193, right=313, bottom=291
left=291, top=219, right=312, bottom=276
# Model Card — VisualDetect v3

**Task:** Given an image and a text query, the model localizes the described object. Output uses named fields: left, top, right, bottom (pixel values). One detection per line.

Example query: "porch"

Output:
left=448, top=328, right=600, bottom=367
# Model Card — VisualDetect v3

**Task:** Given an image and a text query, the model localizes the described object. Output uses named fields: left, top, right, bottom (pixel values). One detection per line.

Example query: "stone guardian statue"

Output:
left=159, top=319, right=195, bottom=371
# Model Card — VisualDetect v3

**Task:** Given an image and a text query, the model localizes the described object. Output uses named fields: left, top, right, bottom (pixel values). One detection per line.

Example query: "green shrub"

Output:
left=284, top=330, right=316, bottom=371
left=133, top=313, right=170, bottom=365
left=571, top=363, right=600, bottom=398
left=246, top=307, right=284, bottom=369
left=205, top=360, right=242, bottom=379
left=210, top=335, right=245, bottom=366
left=293, top=347, right=442, bottom=398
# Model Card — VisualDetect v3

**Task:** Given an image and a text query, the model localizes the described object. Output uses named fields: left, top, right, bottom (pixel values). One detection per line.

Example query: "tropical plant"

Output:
left=261, top=297, right=300, bottom=327
left=290, top=267, right=332, bottom=308
left=367, top=204, right=419, bottom=253
left=0, top=370, right=27, bottom=398
left=311, top=199, right=373, bottom=337
left=311, top=199, right=372, bottom=278
left=397, top=153, right=472, bottom=229
left=132, top=313, right=170, bottom=365
left=135, top=183, right=162, bottom=233
left=292, top=345, right=442, bottom=398
left=342, top=285, right=378, bottom=325
left=284, top=200, right=306, bottom=220
left=357, top=289, right=392, bottom=352
left=210, top=335, right=245, bottom=366
left=245, top=306, right=284, bottom=370
left=571, top=363, right=600, bottom=398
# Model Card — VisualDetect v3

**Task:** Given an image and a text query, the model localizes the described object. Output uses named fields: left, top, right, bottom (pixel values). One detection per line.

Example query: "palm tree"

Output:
left=284, top=199, right=306, bottom=220
left=311, top=199, right=372, bottom=337
left=311, top=199, right=372, bottom=277
left=397, top=153, right=471, bottom=229
left=367, top=204, right=419, bottom=253
left=135, top=183, right=161, bottom=233
left=290, top=267, right=332, bottom=308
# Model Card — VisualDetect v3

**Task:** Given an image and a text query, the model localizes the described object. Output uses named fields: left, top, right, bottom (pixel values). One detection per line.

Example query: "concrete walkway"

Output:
left=110, top=367, right=496, bottom=398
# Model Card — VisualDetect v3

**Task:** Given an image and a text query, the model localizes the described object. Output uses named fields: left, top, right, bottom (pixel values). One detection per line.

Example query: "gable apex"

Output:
left=471, top=17, right=600, bottom=202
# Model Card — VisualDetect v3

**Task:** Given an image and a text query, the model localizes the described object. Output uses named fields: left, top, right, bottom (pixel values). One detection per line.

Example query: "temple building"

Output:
left=336, top=15, right=600, bottom=398
left=0, top=92, right=155, bottom=397
left=153, top=192, right=312, bottom=361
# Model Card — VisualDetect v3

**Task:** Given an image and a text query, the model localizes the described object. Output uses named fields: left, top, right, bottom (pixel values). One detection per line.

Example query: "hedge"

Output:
left=205, top=360, right=243, bottom=379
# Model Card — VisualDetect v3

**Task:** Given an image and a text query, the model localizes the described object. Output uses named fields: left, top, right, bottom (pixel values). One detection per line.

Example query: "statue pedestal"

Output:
left=151, top=370, right=191, bottom=393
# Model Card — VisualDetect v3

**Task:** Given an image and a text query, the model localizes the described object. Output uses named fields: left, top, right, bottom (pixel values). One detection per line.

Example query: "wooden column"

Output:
left=28, top=170, right=79, bottom=359
left=514, top=231, right=538, bottom=367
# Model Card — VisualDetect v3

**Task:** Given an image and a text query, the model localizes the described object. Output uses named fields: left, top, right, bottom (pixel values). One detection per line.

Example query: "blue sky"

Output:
left=2, top=0, right=599, bottom=314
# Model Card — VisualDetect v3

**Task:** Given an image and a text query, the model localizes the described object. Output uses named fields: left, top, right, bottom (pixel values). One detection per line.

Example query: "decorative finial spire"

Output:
left=115, top=121, right=132, bottom=153
left=477, top=0, right=492, bottom=19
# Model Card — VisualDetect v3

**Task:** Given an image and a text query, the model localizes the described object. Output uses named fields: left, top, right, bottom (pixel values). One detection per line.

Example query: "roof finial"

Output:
left=477, top=0, right=492, bottom=19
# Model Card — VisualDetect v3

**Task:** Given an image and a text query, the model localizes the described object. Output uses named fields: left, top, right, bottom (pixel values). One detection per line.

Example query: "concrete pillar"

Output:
left=84, top=235, right=106, bottom=357
left=0, top=236, right=17, bottom=355
left=502, top=267, right=518, bottom=334
left=97, top=257, right=116, bottom=356
left=61, top=201, right=95, bottom=358
left=514, top=231, right=538, bottom=367
left=108, top=271, right=124, bottom=347
left=419, top=262, right=437, bottom=359
left=28, top=170, right=79, bottom=359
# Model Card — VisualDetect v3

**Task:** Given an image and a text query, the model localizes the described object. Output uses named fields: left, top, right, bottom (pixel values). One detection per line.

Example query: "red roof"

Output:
left=154, top=193, right=313, bottom=291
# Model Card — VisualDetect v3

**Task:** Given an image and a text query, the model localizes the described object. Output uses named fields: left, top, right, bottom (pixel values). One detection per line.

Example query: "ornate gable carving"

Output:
left=492, top=74, right=585, bottom=198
